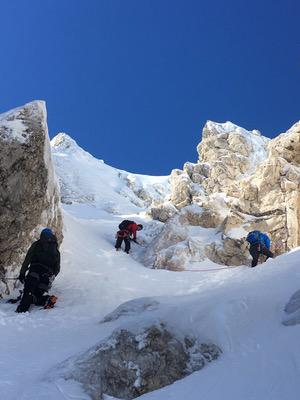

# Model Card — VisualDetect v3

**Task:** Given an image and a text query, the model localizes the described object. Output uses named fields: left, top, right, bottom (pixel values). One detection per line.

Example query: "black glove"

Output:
left=18, top=274, right=25, bottom=284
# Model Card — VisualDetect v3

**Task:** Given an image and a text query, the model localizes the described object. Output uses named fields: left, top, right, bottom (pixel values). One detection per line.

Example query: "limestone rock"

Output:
left=154, top=119, right=300, bottom=269
left=170, top=169, right=192, bottom=209
left=205, top=237, right=249, bottom=266
left=150, top=202, right=178, bottom=222
left=196, top=121, right=269, bottom=194
left=144, top=217, right=189, bottom=269
left=179, top=204, right=222, bottom=228
left=58, top=323, right=221, bottom=399
left=0, top=101, right=62, bottom=294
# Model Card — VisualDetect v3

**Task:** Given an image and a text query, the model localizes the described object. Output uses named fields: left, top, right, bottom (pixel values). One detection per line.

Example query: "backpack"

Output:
left=246, top=231, right=261, bottom=245
left=118, top=220, right=134, bottom=230
left=31, top=238, right=60, bottom=274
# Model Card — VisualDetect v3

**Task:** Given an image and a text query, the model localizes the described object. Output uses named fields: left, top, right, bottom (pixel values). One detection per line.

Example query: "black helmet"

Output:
left=137, top=224, right=143, bottom=230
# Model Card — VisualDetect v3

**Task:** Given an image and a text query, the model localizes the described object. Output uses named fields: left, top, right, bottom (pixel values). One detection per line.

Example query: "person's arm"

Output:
left=264, top=236, right=271, bottom=249
left=131, top=224, right=138, bottom=240
left=19, top=242, right=37, bottom=279
left=53, top=251, right=61, bottom=276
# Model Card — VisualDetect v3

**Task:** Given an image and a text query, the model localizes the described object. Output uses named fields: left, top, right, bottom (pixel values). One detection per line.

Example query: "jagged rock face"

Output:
left=170, top=169, right=192, bottom=208
left=150, top=120, right=300, bottom=269
left=179, top=204, right=222, bottom=228
left=196, top=121, right=269, bottom=195
left=0, top=101, right=62, bottom=293
left=59, top=323, right=221, bottom=400
left=237, top=123, right=300, bottom=252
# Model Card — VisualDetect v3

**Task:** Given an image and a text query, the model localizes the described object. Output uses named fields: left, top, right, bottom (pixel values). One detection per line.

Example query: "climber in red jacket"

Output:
left=115, top=220, right=143, bottom=254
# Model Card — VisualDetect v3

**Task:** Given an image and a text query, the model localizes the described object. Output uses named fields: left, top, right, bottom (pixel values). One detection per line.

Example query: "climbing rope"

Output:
left=184, top=265, right=243, bottom=272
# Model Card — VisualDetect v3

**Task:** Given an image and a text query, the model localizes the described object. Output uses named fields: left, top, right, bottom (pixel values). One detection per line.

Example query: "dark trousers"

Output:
left=115, top=236, right=131, bottom=253
left=249, top=244, right=274, bottom=268
left=16, top=273, right=50, bottom=312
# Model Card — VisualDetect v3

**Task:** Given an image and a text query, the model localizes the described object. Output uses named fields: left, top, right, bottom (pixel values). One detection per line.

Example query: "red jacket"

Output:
left=126, top=222, right=139, bottom=240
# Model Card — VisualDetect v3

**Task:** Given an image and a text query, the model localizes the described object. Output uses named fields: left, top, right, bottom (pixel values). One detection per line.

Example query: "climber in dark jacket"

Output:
left=246, top=230, right=274, bottom=268
left=16, top=228, right=60, bottom=313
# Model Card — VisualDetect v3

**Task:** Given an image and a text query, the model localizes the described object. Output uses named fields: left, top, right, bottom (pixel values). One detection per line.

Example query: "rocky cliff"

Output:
left=0, top=101, right=63, bottom=294
left=148, top=120, right=300, bottom=269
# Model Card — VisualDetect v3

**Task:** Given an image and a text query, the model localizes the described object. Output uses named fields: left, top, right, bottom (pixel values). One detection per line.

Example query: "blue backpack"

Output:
left=246, top=231, right=270, bottom=249
left=246, top=231, right=261, bottom=245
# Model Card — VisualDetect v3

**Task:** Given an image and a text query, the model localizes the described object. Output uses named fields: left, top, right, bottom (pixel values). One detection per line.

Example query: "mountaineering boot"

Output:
left=44, top=295, right=57, bottom=309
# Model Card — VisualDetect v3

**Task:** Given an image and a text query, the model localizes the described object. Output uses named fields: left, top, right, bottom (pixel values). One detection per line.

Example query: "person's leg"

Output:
left=16, top=276, right=38, bottom=312
left=261, top=246, right=274, bottom=260
left=124, top=238, right=131, bottom=254
left=249, top=244, right=260, bottom=268
left=34, top=274, right=52, bottom=306
left=115, top=236, right=123, bottom=250
left=34, top=288, right=50, bottom=306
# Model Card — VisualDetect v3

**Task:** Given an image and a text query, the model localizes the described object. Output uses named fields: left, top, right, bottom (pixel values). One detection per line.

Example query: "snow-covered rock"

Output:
left=282, top=289, right=300, bottom=326
left=0, top=101, right=62, bottom=293
left=55, top=319, right=220, bottom=399
left=144, top=217, right=189, bottom=270
left=196, top=121, right=269, bottom=194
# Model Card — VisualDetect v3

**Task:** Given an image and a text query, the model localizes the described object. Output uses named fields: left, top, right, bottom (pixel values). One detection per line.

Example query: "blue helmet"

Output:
left=41, top=228, right=53, bottom=237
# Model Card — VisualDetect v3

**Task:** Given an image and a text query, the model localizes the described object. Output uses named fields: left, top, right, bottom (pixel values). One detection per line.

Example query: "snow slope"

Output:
left=1, top=199, right=300, bottom=399
left=51, top=133, right=170, bottom=213
left=1, top=136, right=300, bottom=399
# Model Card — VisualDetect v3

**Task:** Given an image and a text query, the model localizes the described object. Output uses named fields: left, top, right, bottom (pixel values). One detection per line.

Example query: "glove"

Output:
left=18, top=274, right=25, bottom=284
left=132, top=238, right=138, bottom=244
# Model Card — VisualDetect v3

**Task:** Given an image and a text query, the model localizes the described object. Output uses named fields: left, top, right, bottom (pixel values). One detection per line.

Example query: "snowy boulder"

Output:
left=57, top=322, right=221, bottom=400
left=205, top=236, right=249, bottom=266
left=150, top=202, right=178, bottom=222
left=144, top=217, right=189, bottom=270
left=0, top=101, right=62, bottom=293
left=282, top=290, right=300, bottom=326
left=101, top=297, right=160, bottom=323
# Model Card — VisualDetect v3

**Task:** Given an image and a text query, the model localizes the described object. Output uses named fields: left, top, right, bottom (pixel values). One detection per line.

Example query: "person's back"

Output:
left=246, top=230, right=273, bottom=268
left=259, top=233, right=270, bottom=250
left=16, top=228, right=60, bottom=312
left=29, top=230, right=60, bottom=276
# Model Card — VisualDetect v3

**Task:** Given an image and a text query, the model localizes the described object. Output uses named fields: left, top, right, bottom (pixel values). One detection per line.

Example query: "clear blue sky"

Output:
left=0, top=0, right=299, bottom=175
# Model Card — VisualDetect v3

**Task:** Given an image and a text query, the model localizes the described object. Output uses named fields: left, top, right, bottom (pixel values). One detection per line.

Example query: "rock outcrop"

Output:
left=0, top=101, right=62, bottom=294
left=57, top=322, right=221, bottom=399
left=148, top=120, right=300, bottom=269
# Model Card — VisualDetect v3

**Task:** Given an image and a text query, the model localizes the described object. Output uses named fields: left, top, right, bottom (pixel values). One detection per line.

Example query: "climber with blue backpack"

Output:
left=246, top=230, right=274, bottom=268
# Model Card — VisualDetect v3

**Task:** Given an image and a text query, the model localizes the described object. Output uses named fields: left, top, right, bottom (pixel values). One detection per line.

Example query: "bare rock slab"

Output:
left=0, top=101, right=62, bottom=293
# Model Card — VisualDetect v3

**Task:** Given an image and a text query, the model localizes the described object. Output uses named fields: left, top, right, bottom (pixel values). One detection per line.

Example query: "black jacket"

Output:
left=20, top=233, right=60, bottom=278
